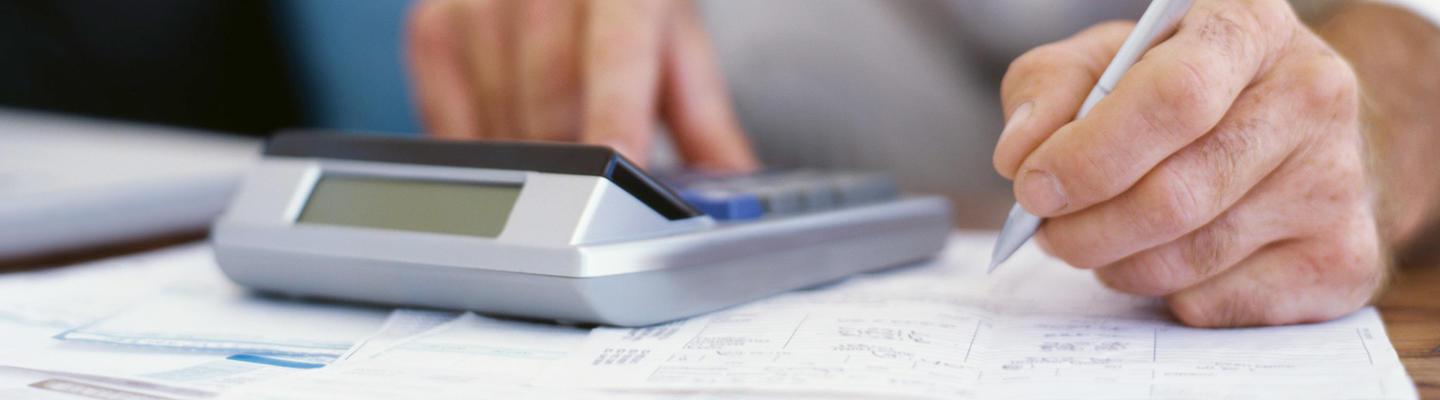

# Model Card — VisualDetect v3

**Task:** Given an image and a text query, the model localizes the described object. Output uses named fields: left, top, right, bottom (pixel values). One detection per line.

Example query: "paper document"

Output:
left=0, top=244, right=219, bottom=330
left=0, top=245, right=388, bottom=397
left=56, top=290, right=390, bottom=358
left=221, top=312, right=593, bottom=399
left=539, top=233, right=1416, bottom=399
left=0, top=233, right=1417, bottom=399
left=337, top=309, right=464, bottom=362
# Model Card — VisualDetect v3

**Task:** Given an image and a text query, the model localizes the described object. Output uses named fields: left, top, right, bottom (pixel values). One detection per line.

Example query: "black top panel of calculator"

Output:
left=264, top=131, right=701, bottom=220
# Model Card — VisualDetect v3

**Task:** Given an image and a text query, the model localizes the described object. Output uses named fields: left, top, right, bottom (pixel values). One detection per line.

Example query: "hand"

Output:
left=994, top=0, right=1385, bottom=327
left=406, top=0, right=758, bottom=170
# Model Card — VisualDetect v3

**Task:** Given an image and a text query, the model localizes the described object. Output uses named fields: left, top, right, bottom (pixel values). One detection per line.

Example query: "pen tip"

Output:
left=986, top=259, right=1000, bottom=274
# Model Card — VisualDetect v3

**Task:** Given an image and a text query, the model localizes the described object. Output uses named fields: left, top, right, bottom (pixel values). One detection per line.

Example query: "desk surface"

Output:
left=1379, top=256, right=1440, bottom=398
left=4, top=230, right=1439, bottom=397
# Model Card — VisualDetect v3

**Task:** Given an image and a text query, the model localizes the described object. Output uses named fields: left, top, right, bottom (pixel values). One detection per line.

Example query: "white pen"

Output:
left=989, top=0, right=1195, bottom=273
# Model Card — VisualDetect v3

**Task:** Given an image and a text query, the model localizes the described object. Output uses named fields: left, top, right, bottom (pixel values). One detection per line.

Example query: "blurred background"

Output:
left=0, top=0, right=1144, bottom=151
left=0, top=0, right=1157, bottom=252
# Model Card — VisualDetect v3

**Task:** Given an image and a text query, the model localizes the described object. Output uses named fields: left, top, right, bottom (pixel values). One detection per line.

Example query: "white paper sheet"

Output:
left=538, top=233, right=1417, bottom=399
left=337, top=309, right=464, bottom=362
left=0, top=245, right=390, bottom=397
left=18, top=246, right=394, bottom=358
left=0, top=233, right=1418, bottom=399
left=55, top=291, right=390, bottom=358
left=222, top=312, right=798, bottom=400
left=0, top=244, right=221, bottom=331
left=220, top=312, right=593, bottom=399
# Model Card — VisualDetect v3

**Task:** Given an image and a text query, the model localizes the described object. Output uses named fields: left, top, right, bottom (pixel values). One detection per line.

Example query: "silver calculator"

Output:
left=213, top=133, right=952, bottom=326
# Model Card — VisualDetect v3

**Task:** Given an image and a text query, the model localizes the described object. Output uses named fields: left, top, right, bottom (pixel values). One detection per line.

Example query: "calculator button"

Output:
left=830, top=172, right=899, bottom=205
left=774, top=173, right=840, bottom=211
left=666, top=170, right=900, bottom=220
left=747, top=185, right=806, bottom=215
left=679, top=189, right=764, bottom=221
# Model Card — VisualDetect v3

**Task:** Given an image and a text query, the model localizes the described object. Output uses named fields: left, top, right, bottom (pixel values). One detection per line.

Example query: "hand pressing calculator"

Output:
left=213, top=133, right=951, bottom=326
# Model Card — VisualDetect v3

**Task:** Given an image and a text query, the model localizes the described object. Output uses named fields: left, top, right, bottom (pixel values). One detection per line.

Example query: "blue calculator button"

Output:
left=680, top=189, right=764, bottom=221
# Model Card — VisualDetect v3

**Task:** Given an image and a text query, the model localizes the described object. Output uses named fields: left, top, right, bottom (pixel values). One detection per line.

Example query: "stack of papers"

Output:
left=0, top=233, right=1417, bottom=399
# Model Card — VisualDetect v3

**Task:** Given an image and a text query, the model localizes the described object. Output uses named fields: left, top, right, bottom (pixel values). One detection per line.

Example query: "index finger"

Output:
left=406, top=0, right=482, bottom=138
left=995, top=21, right=1135, bottom=180
left=660, top=1, right=759, bottom=172
left=1012, top=0, right=1297, bottom=217
left=580, top=0, right=672, bottom=165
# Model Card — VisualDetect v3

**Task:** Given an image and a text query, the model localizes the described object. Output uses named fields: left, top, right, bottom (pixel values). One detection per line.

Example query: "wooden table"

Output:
left=4, top=221, right=1439, bottom=398
left=1381, top=249, right=1440, bottom=398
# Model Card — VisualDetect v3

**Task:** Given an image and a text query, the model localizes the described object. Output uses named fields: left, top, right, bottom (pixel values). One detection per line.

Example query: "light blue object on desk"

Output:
left=273, top=0, right=421, bottom=135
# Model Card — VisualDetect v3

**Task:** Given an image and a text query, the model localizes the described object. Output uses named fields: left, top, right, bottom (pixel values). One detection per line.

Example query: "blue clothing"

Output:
left=273, top=0, right=419, bottom=135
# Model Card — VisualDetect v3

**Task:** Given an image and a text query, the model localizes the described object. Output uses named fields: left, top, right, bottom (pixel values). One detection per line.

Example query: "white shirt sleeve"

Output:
left=1374, top=0, right=1440, bottom=28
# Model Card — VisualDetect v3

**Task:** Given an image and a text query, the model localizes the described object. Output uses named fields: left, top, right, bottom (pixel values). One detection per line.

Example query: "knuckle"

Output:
left=1178, top=217, right=1236, bottom=282
left=1197, top=8, right=1261, bottom=61
left=1182, top=114, right=1269, bottom=194
left=1307, top=235, right=1383, bottom=295
left=1208, top=117, right=1268, bottom=163
left=1154, top=57, right=1212, bottom=115
left=1132, top=169, right=1208, bottom=239
left=1293, top=168, right=1368, bottom=231
left=1294, top=56, right=1360, bottom=119
left=1190, top=130, right=1253, bottom=201
left=1245, top=0, right=1300, bottom=42
left=1139, top=57, right=1218, bottom=142
left=1279, top=238, right=1382, bottom=324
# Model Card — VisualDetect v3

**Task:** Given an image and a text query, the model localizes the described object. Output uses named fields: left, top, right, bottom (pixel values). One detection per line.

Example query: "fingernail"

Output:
left=1018, top=169, right=1067, bottom=215
left=1000, top=102, right=1033, bottom=141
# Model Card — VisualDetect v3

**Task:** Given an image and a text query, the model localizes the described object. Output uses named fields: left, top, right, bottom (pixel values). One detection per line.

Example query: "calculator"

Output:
left=212, top=133, right=951, bottom=326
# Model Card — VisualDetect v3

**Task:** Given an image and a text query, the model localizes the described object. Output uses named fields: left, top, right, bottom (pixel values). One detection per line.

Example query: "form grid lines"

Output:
left=781, top=314, right=808, bottom=349
left=963, top=320, right=982, bottom=362
left=1358, top=328, right=1374, bottom=365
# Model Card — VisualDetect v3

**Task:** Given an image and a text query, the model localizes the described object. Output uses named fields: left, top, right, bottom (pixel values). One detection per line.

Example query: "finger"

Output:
left=995, top=21, right=1134, bottom=180
left=1039, top=52, right=1355, bottom=269
left=1164, top=227, right=1383, bottom=328
left=406, top=0, right=481, bottom=138
left=1092, top=169, right=1311, bottom=296
left=459, top=0, right=518, bottom=137
left=660, top=1, right=759, bottom=172
left=516, top=0, right=581, bottom=140
left=580, top=0, right=671, bottom=165
left=1012, top=1, right=1297, bottom=217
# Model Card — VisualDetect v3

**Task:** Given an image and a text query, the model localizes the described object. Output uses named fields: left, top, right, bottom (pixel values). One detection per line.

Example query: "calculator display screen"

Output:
left=296, top=176, right=520, bottom=238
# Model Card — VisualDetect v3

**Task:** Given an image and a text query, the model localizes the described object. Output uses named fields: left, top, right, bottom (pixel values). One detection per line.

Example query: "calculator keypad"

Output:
left=668, top=171, right=899, bottom=221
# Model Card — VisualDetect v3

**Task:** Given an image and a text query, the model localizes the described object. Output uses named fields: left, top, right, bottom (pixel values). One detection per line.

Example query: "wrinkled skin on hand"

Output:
left=407, top=0, right=758, bottom=170
left=993, top=0, right=1384, bottom=327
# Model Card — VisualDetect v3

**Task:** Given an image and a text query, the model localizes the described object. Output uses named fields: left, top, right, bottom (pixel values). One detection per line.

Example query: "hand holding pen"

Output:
left=989, top=0, right=1407, bottom=327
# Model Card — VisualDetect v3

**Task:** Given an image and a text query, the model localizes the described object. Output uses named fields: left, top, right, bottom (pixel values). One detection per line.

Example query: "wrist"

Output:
left=1317, top=2, right=1440, bottom=249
